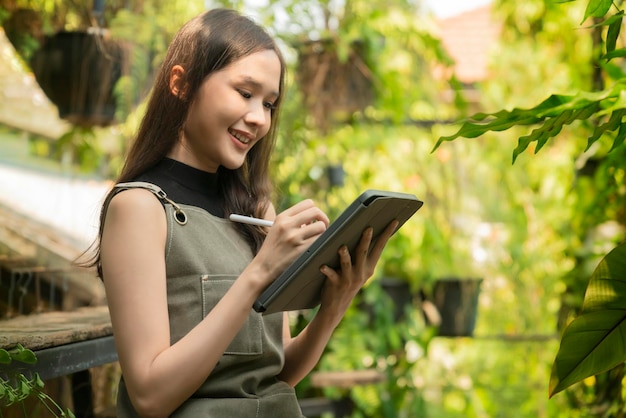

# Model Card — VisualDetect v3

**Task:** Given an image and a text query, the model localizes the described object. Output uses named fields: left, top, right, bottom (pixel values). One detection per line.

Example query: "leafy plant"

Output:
left=0, top=344, right=75, bottom=417
left=549, top=244, right=626, bottom=396
left=433, top=82, right=626, bottom=164
left=432, top=0, right=626, bottom=401
left=314, top=282, right=437, bottom=417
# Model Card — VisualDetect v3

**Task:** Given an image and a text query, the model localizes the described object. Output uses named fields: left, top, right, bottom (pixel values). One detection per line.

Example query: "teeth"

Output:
left=230, top=129, right=249, bottom=144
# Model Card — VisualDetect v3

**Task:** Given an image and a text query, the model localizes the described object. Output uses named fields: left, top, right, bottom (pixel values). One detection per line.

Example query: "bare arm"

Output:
left=278, top=220, right=399, bottom=386
left=101, top=191, right=328, bottom=417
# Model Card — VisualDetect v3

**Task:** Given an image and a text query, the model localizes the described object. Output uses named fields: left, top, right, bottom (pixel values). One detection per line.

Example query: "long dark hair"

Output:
left=86, top=9, right=286, bottom=274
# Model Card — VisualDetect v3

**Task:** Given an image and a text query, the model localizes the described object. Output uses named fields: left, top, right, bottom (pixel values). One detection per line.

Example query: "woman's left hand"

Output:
left=279, top=219, right=401, bottom=386
left=318, top=219, right=400, bottom=321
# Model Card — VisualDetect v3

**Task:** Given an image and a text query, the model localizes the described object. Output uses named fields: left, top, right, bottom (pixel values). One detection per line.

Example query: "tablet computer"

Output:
left=253, top=190, right=423, bottom=314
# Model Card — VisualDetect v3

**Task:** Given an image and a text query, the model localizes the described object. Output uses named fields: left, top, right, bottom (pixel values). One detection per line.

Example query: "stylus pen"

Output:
left=229, top=214, right=274, bottom=227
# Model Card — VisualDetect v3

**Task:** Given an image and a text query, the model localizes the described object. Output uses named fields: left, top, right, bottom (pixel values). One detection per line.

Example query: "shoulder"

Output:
left=104, top=187, right=166, bottom=233
left=108, top=187, right=164, bottom=214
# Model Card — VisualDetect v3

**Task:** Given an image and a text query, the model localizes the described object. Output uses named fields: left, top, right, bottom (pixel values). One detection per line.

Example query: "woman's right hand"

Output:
left=252, top=199, right=329, bottom=284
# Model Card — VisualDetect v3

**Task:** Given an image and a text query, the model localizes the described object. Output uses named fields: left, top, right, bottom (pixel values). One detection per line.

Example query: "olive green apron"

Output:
left=105, top=182, right=303, bottom=417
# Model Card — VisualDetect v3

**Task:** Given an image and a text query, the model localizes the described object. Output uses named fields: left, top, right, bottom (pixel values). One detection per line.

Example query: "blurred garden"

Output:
left=1, top=0, right=626, bottom=417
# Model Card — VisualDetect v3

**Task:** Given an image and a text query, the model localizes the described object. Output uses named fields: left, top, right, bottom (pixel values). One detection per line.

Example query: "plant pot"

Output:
left=326, top=164, right=345, bottom=187
left=360, top=277, right=414, bottom=324
left=295, top=39, right=374, bottom=131
left=427, top=277, right=482, bottom=337
left=380, top=276, right=413, bottom=322
left=30, top=30, right=127, bottom=127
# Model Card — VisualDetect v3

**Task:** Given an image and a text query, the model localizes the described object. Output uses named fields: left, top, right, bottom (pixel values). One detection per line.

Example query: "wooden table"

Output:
left=1, top=305, right=116, bottom=378
left=1, top=306, right=116, bottom=417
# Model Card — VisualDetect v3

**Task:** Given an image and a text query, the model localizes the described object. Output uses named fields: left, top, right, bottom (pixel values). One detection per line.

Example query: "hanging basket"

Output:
left=30, top=30, right=127, bottom=127
left=427, top=277, right=482, bottom=337
left=296, top=39, right=374, bottom=131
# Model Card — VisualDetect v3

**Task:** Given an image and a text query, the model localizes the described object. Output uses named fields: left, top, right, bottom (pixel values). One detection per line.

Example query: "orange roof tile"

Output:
left=436, top=4, right=502, bottom=84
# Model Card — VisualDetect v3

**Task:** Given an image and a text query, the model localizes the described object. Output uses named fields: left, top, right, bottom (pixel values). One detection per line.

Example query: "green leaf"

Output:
left=609, top=121, right=626, bottom=151
left=549, top=243, right=626, bottom=397
left=0, top=349, right=11, bottom=365
left=582, top=244, right=626, bottom=308
left=513, top=115, right=561, bottom=161
left=585, top=11, right=625, bottom=28
left=434, top=81, right=626, bottom=161
left=33, top=373, right=44, bottom=390
left=606, top=11, right=624, bottom=54
left=582, top=0, right=613, bottom=22
left=603, top=48, right=626, bottom=60
left=600, top=60, right=626, bottom=81
left=533, top=109, right=575, bottom=153
left=18, top=379, right=30, bottom=400
left=511, top=103, right=597, bottom=162
left=0, top=383, right=13, bottom=409
left=433, top=89, right=616, bottom=152
left=9, top=345, right=37, bottom=365
left=586, top=108, right=626, bottom=150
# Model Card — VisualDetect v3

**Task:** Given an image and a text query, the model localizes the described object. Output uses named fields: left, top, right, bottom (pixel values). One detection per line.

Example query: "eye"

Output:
left=237, top=89, right=252, bottom=99
left=264, top=101, right=277, bottom=111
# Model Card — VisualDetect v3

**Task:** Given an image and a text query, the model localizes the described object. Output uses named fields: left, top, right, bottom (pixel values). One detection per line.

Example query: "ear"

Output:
left=169, top=65, right=187, bottom=99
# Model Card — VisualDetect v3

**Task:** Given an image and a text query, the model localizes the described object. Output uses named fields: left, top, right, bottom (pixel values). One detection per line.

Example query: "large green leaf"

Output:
left=582, top=0, right=613, bottom=22
left=549, top=243, right=626, bottom=397
left=434, top=81, right=626, bottom=162
left=606, top=11, right=624, bottom=55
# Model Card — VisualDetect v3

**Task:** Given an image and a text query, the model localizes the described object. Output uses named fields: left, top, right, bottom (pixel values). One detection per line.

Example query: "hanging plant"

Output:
left=295, top=38, right=374, bottom=132
left=29, top=29, right=128, bottom=127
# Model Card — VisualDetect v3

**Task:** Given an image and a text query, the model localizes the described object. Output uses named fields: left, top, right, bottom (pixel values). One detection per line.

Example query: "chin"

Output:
left=222, top=160, right=246, bottom=171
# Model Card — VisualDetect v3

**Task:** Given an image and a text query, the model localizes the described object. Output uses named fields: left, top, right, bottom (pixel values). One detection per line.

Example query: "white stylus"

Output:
left=229, top=214, right=274, bottom=227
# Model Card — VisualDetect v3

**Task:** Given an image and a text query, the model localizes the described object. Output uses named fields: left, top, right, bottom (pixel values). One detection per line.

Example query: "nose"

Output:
left=244, top=101, right=269, bottom=127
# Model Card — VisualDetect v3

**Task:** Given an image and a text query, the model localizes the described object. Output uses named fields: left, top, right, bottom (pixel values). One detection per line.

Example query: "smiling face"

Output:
left=168, top=49, right=282, bottom=173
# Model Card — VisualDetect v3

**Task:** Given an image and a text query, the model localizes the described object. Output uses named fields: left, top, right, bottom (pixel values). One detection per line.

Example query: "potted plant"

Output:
left=29, top=28, right=128, bottom=128
left=294, top=37, right=374, bottom=133
left=378, top=209, right=484, bottom=337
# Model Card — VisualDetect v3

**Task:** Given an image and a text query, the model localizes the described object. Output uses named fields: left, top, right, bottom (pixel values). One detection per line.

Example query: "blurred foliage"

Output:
left=431, top=0, right=626, bottom=413
left=3, top=0, right=625, bottom=416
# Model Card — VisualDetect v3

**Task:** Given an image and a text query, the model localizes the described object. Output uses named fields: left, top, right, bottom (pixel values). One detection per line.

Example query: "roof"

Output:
left=435, top=4, right=502, bottom=84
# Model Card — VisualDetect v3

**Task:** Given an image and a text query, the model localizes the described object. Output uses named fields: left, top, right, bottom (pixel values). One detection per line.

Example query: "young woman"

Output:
left=93, top=8, right=398, bottom=418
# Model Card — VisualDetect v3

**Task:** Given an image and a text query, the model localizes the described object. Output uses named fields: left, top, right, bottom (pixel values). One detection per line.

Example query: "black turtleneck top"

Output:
left=135, top=158, right=225, bottom=218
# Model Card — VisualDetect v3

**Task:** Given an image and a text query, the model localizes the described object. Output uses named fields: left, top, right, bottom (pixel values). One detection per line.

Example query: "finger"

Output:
left=320, top=264, right=340, bottom=284
left=338, top=245, right=352, bottom=274
left=300, top=220, right=328, bottom=241
left=355, top=227, right=374, bottom=263
left=369, top=220, right=400, bottom=261
left=276, top=204, right=330, bottom=231
left=290, top=206, right=330, bottom=229
left=280, top=199, right=315, bottom=216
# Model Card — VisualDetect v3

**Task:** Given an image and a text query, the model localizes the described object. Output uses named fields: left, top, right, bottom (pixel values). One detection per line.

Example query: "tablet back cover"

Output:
left=253, top=190, right=423, bottom=315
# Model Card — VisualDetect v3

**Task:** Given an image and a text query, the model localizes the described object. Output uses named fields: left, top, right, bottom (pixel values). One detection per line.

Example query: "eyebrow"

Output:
left=241, top=76, right=280, bottom=99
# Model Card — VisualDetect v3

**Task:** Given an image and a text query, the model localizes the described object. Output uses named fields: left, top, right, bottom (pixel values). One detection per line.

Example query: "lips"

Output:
left=229, top=128, right=251, bottom=145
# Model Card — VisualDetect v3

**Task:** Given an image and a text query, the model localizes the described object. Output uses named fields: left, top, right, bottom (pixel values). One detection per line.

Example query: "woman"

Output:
left=94, top=8, right=398, bottom=417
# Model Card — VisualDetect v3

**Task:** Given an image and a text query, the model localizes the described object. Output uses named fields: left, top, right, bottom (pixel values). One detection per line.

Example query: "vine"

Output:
left=0, top=344, right=75, bottom=418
